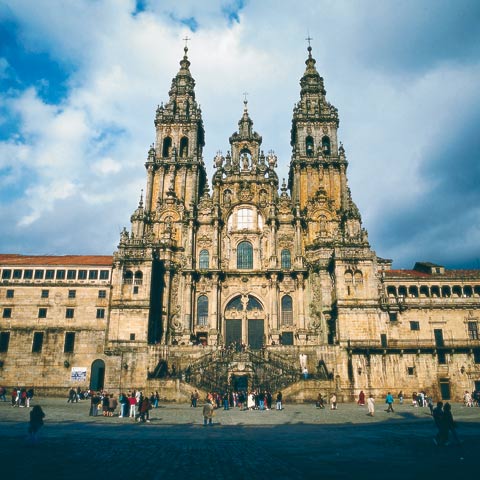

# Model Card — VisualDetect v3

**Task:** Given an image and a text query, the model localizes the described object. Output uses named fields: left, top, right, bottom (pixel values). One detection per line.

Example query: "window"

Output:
left=99, top=270, right=109, bottom=280
left=281, top=249, right=291, bottom=269
left=6, top=289, right=14, bottom=299
left=67, top=270, right=77, bottom=280
left=24, top=269, right=33, bottom=279
left=2, top=308, right=12, bottom=318
left=2, top=269, right=12, bottom=279
left=134, top=271, right=143, bottom=285
left=410, top=321, right=420, bottom=331
left=437, top=351, right=447, bottom=365
left=41, top=290, right=49, bottom=299
left=32, top=332, right=44, bottom=353
left=133, top=286, right=139, bottom=294
left=0, top=332, right=10, bottom=352
left=281, top=295, right=293, bottom=325
left=123, top=270, right=133, bottom=284
left=45, top=270, right=54, bottom=280
left=305, top=135, right=314, bottom=156
left=237, top=241, right=253, bottom=269
left=56, top=270, right=65, bottom=280
left=179, top=136, right=188, bottom=157
left=98, top=290, right=106, bottom=299
left=129, top=333, right=136, bottom=341
left=38, top=308, right=47, bottom=318
left=388, top=312, right=398, bottom=322
left=197, top=295, right=208, bottom=326
left=162, top=137, right=172, bottom=157
left=474, top=350, right=480, bottom=364
left=322, top=135, right=331, bottom=155
left=64, top=332, right=75, bottom=353
left=468, top=322, right=478, bottom=340
left=68, top=290, right=76, bottom=299
left=96, top=308, right=105, bottom=319
left=237, top=209, right=253, bottom=229
left=407, top=367, right=415, bottom=376
left=65, top=308, right=75, bottom=319
left=88, top=270, right=98, bottom=280
left=13, top=269, right=22, bottom=279
left=78, top=270, right=87, bottom=280
left=199, top=250, right=209, bottom=269
left=34, top=270, right=44, bottom=280
left=380, top=334, right=388, bottom=347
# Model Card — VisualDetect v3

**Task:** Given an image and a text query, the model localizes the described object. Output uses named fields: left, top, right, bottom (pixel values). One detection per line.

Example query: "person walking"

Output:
left=432, top=401, right=446, bottom=446
left=316, top=393, right=325, bottom=409
left=28, top=405, right=45, bottom=443
left=358, top=390, right=365, bottom=406
left=276, top=391, right=283, bottom=410
left=398, top=390, right=404, bottom=405
left=203, top=398, right=214, bottom=426
left=367, top=394, right=375, bottom=416
left=385, top=392, right=394, bottom=412
left=330, top=393, right=337, bottom=410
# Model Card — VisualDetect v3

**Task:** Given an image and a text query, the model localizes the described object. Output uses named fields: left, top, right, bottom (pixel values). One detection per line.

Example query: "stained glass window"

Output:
left=197, top=295, right=208, bottom=326
left=237, top=241, right=253, bottom=269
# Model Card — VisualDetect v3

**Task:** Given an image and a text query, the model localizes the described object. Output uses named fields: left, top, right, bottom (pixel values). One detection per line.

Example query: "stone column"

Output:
left=270, top=273, right=279, bottom=330
left=145, top=164, right=155, bottom=213
left=297, top=273, right=306, bottom=329
left=183, top=273, right=193, bottom=332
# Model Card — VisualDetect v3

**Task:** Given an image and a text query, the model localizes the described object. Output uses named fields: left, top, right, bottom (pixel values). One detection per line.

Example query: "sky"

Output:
left=0, top=0, right=479, bottom=269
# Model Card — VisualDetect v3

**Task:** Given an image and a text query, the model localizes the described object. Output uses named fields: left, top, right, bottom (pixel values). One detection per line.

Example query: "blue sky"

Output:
left=0, top=0, right=479, bottom=268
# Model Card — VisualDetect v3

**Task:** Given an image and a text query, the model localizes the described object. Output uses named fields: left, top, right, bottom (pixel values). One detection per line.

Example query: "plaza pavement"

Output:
left=0, top=397, right=478, bottom=479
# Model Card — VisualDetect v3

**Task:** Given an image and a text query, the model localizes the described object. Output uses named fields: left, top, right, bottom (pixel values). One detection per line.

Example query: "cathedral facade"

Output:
left=1, top=47, right=479, bottom=401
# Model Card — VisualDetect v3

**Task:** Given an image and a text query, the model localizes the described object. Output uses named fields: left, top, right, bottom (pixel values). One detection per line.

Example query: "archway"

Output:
left=224, top=295, right=265, bottom=350
left=90, top=359, right=105, bottom=391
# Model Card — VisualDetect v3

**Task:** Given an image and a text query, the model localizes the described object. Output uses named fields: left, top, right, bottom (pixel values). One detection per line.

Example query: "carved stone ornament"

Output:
left=239, top=186, right=253, bottom=202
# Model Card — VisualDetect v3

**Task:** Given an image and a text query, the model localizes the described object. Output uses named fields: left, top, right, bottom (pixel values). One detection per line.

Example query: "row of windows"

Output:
left=162, top=136, right=189, bottom=157
left=198, top=245, right=292, bottom=271
left=386, top=284, right=480, bottom=298
left=2, top=307, right=105, bottom=319
left=0, top=331, right=75, bottom=353
left=1, top=268, right=110, bottom=281
left=407, top=320, right=478, bottom=339
left=305, top=135, right=331, bottom=156
left=4, top=289, right=107, bottom=299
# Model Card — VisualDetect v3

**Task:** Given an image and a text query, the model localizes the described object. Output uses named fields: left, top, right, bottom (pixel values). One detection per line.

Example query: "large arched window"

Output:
left=123, top=270, right=133, bottom=284
left=179, top=137, right=188, bottom=157
left=306, top=136, right=314, bottom=156
left=281, top=295, right=293, bottom=325
left=134, top=271, right=143, bottom=285
left=162, top=137, right=172, bottom=157
left=237, top=241, right=253, bottom=269
left=197, top=295, right=208, bottom=326
left=281, top=249, right=291, bottom=269
left=199, top=250, right=209, bottom=269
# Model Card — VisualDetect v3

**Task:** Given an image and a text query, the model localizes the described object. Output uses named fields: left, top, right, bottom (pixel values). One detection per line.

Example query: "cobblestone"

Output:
left=0, top=398, right=478, bottom=479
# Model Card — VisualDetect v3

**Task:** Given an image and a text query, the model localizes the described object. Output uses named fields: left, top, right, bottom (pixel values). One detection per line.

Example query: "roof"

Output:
left=385, top=269, right=480, bottom=281
left=0, top=254, right=113, bottom=267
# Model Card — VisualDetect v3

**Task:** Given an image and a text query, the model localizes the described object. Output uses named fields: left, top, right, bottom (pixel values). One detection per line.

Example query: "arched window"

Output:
left=306, top=136, right=314, bottom=156
left=134, top=271, right=143, bottom=285
left=162, top=137, right=172, bottom=157
left=179, top=137, right=188, bottom=157
left=199, top=250, right=209, bottom=269
left=345, top=270, right=353, bottom=285
left=123, top=270, right=133, bottom=284
left=237, top=241, right=253, bottom=269
left=281, top=249, right=291, bottom=269
left=354, top=270, right=363, bottom=286
left=197, top=295, right=208, bottom=326
left=322, top=136, right=331, bottom=155
left=281, top=295, right=293, bottom=325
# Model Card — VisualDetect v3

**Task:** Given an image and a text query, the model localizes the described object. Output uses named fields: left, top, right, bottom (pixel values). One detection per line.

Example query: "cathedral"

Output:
left=1, top=46, right=479, bottom=402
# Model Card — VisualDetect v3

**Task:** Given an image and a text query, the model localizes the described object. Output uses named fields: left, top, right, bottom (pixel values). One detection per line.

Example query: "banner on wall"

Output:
left=71, top=367, right=87, bottom=382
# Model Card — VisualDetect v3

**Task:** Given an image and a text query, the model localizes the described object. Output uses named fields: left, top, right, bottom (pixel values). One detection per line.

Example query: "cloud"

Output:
left=0, top=0, right=479, bottom=268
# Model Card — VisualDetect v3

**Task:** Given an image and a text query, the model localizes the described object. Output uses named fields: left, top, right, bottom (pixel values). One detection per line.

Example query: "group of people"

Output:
left=86, top=389, right=160, bottom=422
left=8, top=387, right=35, bottom=407
left=200, top=390, right=284, bottom=412
left=463, top=390, right=480, bottom=407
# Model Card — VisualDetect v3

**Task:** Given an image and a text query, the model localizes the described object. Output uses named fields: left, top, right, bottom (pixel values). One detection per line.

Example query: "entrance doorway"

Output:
left=439, top=378, right=451, bottom=400
left=224, top=295, right=265, bottom=349
left=231, top=374, right=248, bottom=392
left=90, top=359, right=105, bottom=391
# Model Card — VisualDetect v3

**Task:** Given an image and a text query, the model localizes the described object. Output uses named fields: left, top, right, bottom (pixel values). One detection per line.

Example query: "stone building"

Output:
left=1, top=46, right=479, bottom=401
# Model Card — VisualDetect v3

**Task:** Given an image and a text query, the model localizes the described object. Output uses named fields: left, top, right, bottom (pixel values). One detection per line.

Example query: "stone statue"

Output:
left=241, top=153, right=249, bottom=170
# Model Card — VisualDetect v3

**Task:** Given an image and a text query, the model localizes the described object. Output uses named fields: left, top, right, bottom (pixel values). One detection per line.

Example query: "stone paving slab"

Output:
left=0, top=399, right=479, bottom=479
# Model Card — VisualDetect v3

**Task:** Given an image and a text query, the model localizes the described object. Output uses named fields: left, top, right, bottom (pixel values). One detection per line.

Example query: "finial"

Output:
left=138, top=189, right=144, bottom=208
left=305, top=34, right=313, bottom=58
left=243, top=92, right=248, bottom=112
left=183, top=36, right=190, bottom=55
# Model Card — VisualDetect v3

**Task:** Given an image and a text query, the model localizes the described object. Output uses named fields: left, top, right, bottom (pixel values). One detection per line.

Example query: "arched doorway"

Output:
left=224, top=295, right=265, bottom=350
left=90, top=359, right=105, bottom=391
